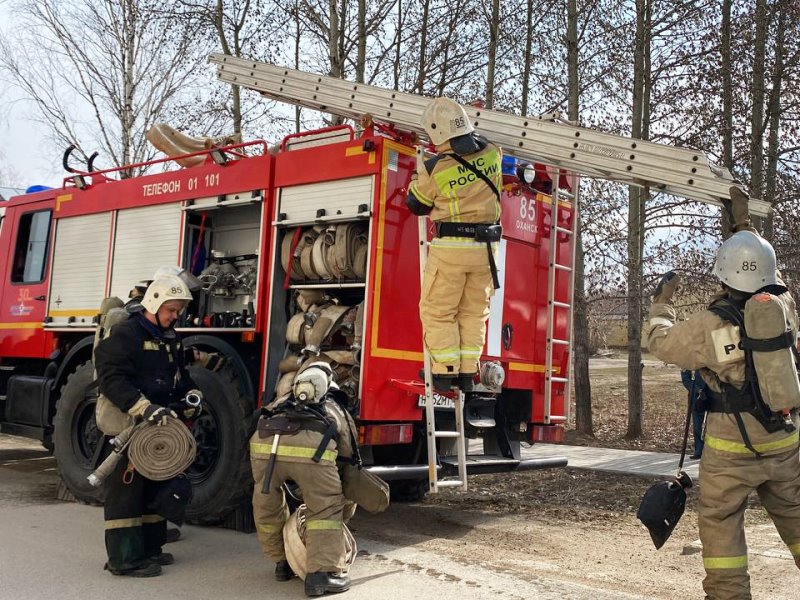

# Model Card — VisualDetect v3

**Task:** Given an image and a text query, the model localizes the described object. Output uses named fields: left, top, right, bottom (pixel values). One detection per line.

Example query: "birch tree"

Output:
left=0, top=0, right=203, bottom=176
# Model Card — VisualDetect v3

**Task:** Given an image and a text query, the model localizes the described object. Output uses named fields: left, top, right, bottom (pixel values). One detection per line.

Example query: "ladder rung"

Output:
left=434, top=431, right=462, bottom=439
left=552, top=339, right=570, bottom=345
left=553, top=301, right=571, bottom=309
left=555, top=226, right=573, bottom=235
left=554, top=263, right=572, bottom=272
left=435, top=479, right=465, bottom=488
left=550, top=376, right=569, bottom=383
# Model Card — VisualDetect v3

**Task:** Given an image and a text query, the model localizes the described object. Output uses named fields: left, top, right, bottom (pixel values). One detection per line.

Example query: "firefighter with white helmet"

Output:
left=407, top=97, right=503, bottom=392
left=644, top=216, right=800, bottom=599
left=119, top=266, right=226, bottom=373
left=94, top=274, right=202, bottom=577
left=250, top=361, right=359, bottom=596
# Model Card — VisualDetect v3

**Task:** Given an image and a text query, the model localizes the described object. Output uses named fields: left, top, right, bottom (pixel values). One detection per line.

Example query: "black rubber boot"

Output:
left=105, top=561, right=162, bottom=577
left=275, top=560, right=296, bottom=581
left=165, top=527, right=181, bottom=543
left=419, top=370, right=456, bottom=392
left=149, top=552, right=174, bottom=565
left=457, top=374, right=476, bottom=392
left=304, top=572, right=351, bottom=597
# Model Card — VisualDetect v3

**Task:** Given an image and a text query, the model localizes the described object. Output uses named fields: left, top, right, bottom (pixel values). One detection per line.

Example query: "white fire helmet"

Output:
left=422, top=97, right=474, bottom=146
left=152, top=265, right=202, bottom=293
left=293, top=362, right=336, bottom=404
left=141, top=274, right=194, bottom=314
left=713, top=230, right=778, bottom=293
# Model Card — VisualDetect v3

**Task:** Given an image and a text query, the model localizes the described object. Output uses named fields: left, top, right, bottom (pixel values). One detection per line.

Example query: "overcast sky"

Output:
left=0, top=1, right=65, bottom=189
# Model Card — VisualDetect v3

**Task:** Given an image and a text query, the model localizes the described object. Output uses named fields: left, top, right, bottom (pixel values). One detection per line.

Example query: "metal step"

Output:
left=439, top=454, right=568, bottom=476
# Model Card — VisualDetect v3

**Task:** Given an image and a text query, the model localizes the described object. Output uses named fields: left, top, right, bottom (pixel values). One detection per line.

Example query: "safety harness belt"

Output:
left=441, top=152, right=502, bottom=289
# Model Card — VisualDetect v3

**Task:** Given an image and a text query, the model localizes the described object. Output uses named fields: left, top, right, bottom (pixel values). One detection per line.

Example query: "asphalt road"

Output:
left=0, top=434, right=648, bottom=600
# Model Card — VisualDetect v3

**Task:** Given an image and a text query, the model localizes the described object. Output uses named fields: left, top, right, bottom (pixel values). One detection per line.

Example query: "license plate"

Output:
left=418, top=392, right=455, bottom=410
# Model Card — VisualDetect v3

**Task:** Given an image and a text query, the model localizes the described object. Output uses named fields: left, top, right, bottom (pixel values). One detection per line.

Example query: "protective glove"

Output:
left=142, top=404, right=177, bottom=426
left=193, top=349, right=227, bottom=373
left=652, top=271, right=682, bottom=304
left=204, top=353, right=227, bottom=373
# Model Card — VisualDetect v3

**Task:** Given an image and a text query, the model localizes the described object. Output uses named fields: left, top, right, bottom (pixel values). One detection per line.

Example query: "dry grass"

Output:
left=566, top=352, right=693, bottom=453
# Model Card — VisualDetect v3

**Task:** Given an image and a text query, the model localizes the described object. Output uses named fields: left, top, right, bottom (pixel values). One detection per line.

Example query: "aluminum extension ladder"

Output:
left=209, top=53, right=770, bottom=217
left=415, top=148, right=468, bottom=494
left=542, top=169, right=580, bottom=425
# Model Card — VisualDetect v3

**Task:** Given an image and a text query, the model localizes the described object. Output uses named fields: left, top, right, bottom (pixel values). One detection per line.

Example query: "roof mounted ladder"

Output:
left=210, top=53, right=770, bottom=217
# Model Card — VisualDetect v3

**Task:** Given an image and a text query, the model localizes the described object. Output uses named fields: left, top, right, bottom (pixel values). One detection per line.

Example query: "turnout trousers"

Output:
left=251, top=443, right=349, bottom=574
left=419, top=244, right=494, bottom=376
left=103, top=456, right=166, bottom=571
left=699, top=443, right=800, bottom=599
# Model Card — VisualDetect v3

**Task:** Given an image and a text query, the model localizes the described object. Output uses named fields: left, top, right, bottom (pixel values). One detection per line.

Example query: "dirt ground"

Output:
left=352, top=354, right=800, bottom=599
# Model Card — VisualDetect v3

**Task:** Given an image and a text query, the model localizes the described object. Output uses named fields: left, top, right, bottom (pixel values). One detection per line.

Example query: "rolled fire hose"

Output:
left=284, top=504, right=357, bottom=581
left=280, top=230, right=305, bottom=280
left=296, top=290, right=327, bottom=313
left=88, top=418, right=196, bottom=486
left=128, top=418, right=197, bottom=481
left=286, top=313, right=307, bottom=345
left=311, top=234, right=333, bottom=280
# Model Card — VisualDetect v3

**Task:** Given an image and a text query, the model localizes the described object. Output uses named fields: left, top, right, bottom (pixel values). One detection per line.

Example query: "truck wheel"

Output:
left=53, top=361, right=104, bottom=504
left=389, top=479, right=429, bottom=502
left=184, top=364, right=253, bottom=524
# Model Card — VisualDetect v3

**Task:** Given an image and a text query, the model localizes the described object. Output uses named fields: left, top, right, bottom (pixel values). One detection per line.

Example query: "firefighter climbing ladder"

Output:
left=415, top=148, right=468, bottom=493
left=209, top=54, right=771, bottom=217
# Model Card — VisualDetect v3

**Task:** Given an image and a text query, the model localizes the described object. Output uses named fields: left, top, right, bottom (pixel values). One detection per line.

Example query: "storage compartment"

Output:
left=265, top=219, right=371, bottom=415
left=183, top=201, right=263, bottom=329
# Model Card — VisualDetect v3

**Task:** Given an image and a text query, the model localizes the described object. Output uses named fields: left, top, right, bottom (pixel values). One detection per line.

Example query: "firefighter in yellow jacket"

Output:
left=644, top=226, right=800, bottom=600
left=251, top=363, right=356, bottom=597
left=406, top=97, right=503, bottom=392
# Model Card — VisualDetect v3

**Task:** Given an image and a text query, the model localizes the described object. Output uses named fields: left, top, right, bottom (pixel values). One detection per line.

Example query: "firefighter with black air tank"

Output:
left=94, top=274, right=203, bottom=577
left=644, top=189, right=800, bottom=600
left=251, top=362, right=358, bottom=597
left=406, top=97, right=503, bottom=393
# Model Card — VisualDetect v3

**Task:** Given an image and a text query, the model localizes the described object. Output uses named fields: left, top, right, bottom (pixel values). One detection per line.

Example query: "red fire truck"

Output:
left=0, top=57, right=759, bottom=523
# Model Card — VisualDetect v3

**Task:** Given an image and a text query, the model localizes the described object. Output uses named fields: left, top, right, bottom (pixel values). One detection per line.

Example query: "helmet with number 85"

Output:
left=713, top=230, right=778, bottom=293
left=141, top=274, right=194, bottom=314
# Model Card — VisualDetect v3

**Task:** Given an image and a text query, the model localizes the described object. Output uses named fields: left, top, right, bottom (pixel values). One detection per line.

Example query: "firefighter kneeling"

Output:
left=251, top=363, right=385, bottom=597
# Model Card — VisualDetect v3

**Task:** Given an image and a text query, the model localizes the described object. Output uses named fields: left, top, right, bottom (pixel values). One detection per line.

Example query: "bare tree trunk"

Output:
left=415, top=0, right=430, bottom=94
left=328, top=0, right=342, bottom=78
left=763, top=2, right=785, bottom=241
left=121, top=0, right=136, bottom=176
left=214, top=0, right=245, bottom=136
left=749, top=0, right=768, bottom=200
left=294, top=0, right=302, bottom=132
left=566, top=0, right=592, bottom=436
left=356, top=0, right=366, bottom=83
left=521, top=0, right=533, bottom=116
left=393, top=0, right=401, bottom=90
left=720, top=0, right=734, bottom=237
left=625, top=0, right=649, bottom=440
left=485, top=0, right=500, bottom=109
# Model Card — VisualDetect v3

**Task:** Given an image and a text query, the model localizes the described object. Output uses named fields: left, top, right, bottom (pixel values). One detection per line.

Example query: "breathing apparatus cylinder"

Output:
left=744, top=292, right=800, bottom=412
